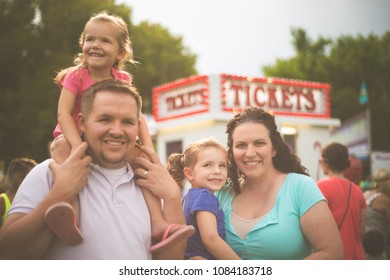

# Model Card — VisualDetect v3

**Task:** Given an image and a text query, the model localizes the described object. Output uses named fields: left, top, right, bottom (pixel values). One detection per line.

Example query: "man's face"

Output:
left=78, top=91, right=140, bottom=169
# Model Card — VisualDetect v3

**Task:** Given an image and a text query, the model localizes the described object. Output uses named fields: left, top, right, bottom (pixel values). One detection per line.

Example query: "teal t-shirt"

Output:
left=216, top=173, right=325, bottom=260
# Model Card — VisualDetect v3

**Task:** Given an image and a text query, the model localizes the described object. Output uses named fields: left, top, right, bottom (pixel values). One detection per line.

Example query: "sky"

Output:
left=120, top=0, right=390, bottom=78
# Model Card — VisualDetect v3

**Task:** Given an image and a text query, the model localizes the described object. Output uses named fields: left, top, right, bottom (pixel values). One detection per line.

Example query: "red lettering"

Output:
left=304, top=91, right=316, bottom=111
left=268, top=87, right=279, bottom=108
left=223, top=80, right=320, bottom=114
left=294, top=89, right=303, bottom=110
left=253, top=86, right=266, bottom=107
left=230, top=84, right=242, bottom=106
left=244, top=85, right=251, bottom=106
left=281, top=88, right=293, bottom=109
left=166, top=96, right=175, bottom=111
left=165, top=89, right=204, bottom=111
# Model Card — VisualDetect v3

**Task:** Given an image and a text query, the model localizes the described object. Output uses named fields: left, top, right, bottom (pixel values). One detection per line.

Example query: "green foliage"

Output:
left=263, top=28, right=390, bottom=151
left=128, top=21, right=197, bottom=113
left=0, top=0, right=197, bottom=166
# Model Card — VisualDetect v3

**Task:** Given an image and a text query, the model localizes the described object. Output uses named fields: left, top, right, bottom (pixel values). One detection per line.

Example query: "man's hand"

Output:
left=49, top=142, right=92, bottom=202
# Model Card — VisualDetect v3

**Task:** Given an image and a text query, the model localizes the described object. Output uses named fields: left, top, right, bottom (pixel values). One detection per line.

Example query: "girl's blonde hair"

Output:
left=166, top=138, right=227, bottom=189
left=372, top=169, right=390, bottom=197
left=55, top=11, right=136, bottom=84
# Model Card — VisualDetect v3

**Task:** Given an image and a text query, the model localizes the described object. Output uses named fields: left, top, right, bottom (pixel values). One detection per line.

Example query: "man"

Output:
left=0, top=79, right=187, bottom=259
left=318, top=142, right=366, bottom=260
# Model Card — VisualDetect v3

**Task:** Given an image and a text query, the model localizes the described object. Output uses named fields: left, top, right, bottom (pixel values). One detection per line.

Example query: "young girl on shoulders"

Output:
left=47, top=11, right=193, bottom=251
left=167, top=138, right=240, bottom=259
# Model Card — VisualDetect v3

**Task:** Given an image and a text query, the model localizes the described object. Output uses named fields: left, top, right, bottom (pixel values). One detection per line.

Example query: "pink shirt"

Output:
left=53, top=67, right=132, bottom=138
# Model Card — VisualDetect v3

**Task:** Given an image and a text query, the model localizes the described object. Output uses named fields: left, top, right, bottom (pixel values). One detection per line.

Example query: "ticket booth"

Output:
left=152, top=74, right=340, bottom=180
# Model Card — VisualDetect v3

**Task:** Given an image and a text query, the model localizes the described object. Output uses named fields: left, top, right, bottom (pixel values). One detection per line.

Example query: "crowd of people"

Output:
left=0, top=11, right=389, bottom=260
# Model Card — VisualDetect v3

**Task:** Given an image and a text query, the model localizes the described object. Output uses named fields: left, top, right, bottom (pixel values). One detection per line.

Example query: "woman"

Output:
left=364, top=169, right=390, bottom=259
left=317, top=142, right=366, bottom=259
left=216, top=106, right=343, bottom=260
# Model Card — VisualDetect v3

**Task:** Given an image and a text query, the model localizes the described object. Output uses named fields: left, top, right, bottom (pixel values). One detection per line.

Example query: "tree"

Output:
left=326, top=33, right=390, bottom=151
left=128, top=21, right=197, bottom=113
left=0, top=0, right=125, bottom=165
left=263, top=28, right=390, bottom=151
left=264, top=28, right=331, bottom=82
left=0, top=0, right=46, bottom=164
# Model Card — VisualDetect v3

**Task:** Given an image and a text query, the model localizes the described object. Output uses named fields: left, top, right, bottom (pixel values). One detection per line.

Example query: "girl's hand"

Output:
left=133, top=146, right=180, bottom=201
left=127, top=140, right=149, bottom=166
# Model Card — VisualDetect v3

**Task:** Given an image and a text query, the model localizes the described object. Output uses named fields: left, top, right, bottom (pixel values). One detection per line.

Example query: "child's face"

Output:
left=82, top=21, right=124, bottom=70
left=185, top=147, right=228, bottom=192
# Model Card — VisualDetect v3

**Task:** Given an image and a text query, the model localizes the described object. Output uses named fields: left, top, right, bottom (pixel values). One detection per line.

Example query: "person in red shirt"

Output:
left=317, top=142, right=366, bottom=259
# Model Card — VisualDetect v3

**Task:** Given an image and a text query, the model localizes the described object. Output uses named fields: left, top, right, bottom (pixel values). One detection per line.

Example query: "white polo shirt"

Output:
left=10, top=160, right=152, bottom=260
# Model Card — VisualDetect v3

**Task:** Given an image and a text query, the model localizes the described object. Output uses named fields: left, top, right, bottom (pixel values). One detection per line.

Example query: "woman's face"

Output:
left=232, top=122, right=276, bottom=179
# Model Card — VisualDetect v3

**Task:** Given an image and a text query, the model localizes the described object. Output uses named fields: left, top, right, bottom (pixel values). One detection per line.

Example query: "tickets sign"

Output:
left=153, top=74, right=331, bottom=121
left=221, top=74, right=330, bottom=117
left=153, top=75, right=209, bottom=121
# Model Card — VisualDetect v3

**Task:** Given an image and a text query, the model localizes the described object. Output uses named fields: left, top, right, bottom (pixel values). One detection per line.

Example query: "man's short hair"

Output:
left=81, top=79, right=142, bottom=118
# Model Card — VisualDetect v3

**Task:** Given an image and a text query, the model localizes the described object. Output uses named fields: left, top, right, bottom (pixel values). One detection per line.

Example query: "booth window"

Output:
left=166, top=140, right=183, bottom=160
left=281, top=126, right=297, bottom=154
left=283, top=134, right=296, bottom=154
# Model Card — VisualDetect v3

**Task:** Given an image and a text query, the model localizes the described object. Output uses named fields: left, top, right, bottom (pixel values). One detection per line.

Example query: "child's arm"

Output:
left=196, top=210, right=241, bottom=260
left=138, top=113, right=154, bottom=149
left=57, top=88, right=83, bottom=150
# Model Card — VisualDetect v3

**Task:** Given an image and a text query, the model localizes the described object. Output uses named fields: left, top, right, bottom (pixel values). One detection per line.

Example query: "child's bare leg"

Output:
left=127, top=143, right=168, bottom=239
left=141, top=187, right=171, bottom=240
left=47, top=136, right=83, bottom=245
left=129, top=143, right=195, bottom=252
left=51, top=135, right=71, bottom=164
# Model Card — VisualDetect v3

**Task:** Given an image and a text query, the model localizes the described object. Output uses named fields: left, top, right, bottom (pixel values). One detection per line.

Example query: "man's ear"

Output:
left=78, top=113, right=85, bottom=133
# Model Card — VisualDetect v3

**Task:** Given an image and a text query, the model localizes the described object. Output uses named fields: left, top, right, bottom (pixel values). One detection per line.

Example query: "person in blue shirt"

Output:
left=167, top=138, right=240, bottom=259
left=217, top=106, right=343, bottom=260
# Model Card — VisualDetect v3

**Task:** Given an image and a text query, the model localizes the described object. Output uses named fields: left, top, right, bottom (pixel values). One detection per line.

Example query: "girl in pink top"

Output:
left=48, top=12, right=193, bottom=252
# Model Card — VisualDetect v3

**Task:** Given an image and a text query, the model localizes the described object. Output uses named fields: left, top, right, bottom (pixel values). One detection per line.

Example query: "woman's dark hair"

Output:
left=226, top=106, right=308, bottom=194
left=372, top=169, right=390, bottom=197
left=321, top=142, right=350, bottom=172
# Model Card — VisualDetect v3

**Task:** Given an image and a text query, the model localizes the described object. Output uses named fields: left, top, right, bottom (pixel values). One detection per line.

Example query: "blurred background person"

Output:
left=363, top=169, right=390, bottom=259
left=362, top=230, right=386, bottom=259
left=344, top=155, right=363, bottom=185
left=0, top=158, right=37, bottom=226
left=317, top=142, right=366, bottom=259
